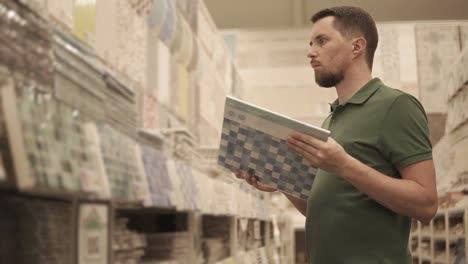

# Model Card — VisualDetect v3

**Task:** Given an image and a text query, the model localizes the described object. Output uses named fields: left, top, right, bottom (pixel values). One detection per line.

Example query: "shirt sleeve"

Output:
left=378, top=93, right=433, bottom=169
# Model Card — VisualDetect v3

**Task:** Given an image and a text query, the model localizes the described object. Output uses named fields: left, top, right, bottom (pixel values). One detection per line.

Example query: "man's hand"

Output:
left=287, top=131, right=352, bottom=175
left=234, top=171, right=277, bottom=192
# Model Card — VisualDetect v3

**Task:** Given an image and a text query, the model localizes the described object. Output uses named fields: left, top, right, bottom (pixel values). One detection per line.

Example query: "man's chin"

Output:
left=315, top=78, right=337, bottom=88
left=317, top=83, right=335, bottom=88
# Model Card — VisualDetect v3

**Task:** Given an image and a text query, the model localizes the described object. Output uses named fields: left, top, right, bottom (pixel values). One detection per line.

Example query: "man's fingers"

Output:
left=290, top=132, right=324, bottom=148
left=234, top=170, right=267, bottom=190
left=288, top=137, right=318, bottom=156
left=248, top=175, right=254, bottom=185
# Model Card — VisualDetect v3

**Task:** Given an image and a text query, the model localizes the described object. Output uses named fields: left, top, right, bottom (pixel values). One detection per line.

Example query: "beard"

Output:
left=315, top=70, right=344, bottom=88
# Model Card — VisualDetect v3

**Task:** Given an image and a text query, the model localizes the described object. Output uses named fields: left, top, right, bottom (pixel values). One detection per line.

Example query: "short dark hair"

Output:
left=311, top=6, right=378, bottom=70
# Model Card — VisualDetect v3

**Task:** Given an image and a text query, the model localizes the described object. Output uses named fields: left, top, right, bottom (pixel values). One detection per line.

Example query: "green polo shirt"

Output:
left=306, top=78, right=433, bottom=264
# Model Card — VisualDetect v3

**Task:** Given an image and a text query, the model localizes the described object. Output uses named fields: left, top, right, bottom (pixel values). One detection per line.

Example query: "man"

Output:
left=235, top=6, right=437, bottom=264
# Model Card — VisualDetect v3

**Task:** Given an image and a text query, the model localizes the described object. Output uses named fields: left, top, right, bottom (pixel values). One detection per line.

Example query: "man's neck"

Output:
left=335, top=66, right=373, bottom=105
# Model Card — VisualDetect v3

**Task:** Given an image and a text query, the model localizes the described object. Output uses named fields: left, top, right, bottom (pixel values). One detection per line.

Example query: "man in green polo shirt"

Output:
left=236, top=6, right=437, bottom=264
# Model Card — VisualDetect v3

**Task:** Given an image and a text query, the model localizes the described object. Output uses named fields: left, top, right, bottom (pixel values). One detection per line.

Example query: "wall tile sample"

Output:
left=78, top=203, right=109, bottom=264
left=140, top=145, right=174, bottom=207
left=95, top=0, right=149, bottom=91
left=165, top=159, right=184, bottom=209
left=134, top=144, right=153, bottom=206
left=82, top=123, right=112, bottom=198
left=174, top=160, right=198, bottom=210
left=2, top=77, right=101, bottom=193
left=96, top=124, right=139, bottom=201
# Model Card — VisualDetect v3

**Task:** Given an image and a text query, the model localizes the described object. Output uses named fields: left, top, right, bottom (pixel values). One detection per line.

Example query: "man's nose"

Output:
left=307, top=48, right=317, bottom=59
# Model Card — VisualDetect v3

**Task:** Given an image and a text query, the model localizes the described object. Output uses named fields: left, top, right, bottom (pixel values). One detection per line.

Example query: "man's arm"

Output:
left=235, top=171, right=308, bottom=216
left=287, top=132, right=438, bottom=223
left=339, top=156, right=437, bottom=223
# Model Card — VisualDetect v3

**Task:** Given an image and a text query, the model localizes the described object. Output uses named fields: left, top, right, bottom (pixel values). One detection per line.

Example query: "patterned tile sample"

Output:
left=140, top=145, right=174, bottom=207
left=78, top=203, right=109, bottom=264
left=174, top=160, right=198, bottom=210
left=82, top=123, right=111, bottom=197
left=165, top=159, right=183, bottom=209
left=218, top=118, right=317, bottom=199
left=4, top=80, right=101, bottom=192
left=158, top=0, right=176, bottom=45
left=96, top=124, right=138, bottom=200
left=134, top=144, right=153, bottom=206
left=115, top=0, right=148, bottom=89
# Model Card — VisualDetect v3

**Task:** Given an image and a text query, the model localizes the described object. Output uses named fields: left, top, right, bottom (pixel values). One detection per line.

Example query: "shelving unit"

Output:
left=410, top=207, right=468, bottom=264
left=0, top=0, right=291, bottom=263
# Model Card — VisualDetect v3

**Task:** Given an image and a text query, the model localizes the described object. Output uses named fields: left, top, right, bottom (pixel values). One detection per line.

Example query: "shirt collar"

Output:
left=329, top=78, right=383, bottom=112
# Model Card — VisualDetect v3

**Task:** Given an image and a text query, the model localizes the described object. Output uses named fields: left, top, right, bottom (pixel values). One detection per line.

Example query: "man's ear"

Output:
left=352, top=37, right=367, bottom=56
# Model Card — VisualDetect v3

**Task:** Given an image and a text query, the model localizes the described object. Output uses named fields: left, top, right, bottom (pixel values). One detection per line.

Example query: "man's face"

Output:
left=307, top=16, right=353, bottom=88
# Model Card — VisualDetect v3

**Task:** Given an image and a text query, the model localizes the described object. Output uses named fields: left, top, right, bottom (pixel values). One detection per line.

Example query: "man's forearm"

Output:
left=281, top=191, right=307, bottom=216
left=341, top=157, right=437, bottom=223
